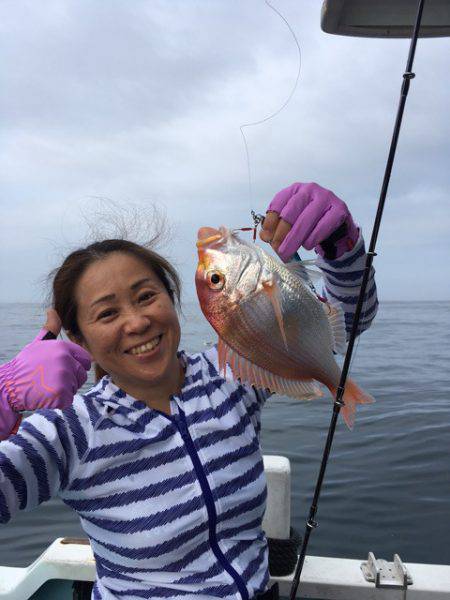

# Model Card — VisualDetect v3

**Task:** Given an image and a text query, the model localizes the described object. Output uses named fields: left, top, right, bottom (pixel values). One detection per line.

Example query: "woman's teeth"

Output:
left=129, top=336, right=161, bottom=355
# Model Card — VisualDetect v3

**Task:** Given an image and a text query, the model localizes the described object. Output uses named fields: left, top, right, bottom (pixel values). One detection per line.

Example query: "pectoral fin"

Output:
left=262, top=277, right=288, bottom=351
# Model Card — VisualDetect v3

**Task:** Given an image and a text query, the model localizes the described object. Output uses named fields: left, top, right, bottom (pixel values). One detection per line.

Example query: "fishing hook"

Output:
left=232, top=210, right=266, bottom=242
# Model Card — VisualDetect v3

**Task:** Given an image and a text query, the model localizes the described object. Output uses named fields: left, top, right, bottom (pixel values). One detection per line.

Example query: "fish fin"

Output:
left=217, top=337, right=228, bottom=378
left=262, top=278, right=288, bottom=351
left=218, top=339, right=323, bottom=401
left=322, top=302, right=347, bottom=355
left=285, top=260, right=323, bottom=286
left=329, top=378, right=375, bottom=430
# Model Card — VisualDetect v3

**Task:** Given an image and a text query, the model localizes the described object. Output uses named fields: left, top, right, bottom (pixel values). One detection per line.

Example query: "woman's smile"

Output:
left=125, top=334, right=163, bottom=356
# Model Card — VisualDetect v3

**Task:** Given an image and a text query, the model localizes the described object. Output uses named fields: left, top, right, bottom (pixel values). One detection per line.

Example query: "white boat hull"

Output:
left=1, top=457, right=448, bottom=599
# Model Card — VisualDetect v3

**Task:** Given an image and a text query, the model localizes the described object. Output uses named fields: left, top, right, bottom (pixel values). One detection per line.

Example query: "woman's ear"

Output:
left=67, top=330, right=89, bottom=351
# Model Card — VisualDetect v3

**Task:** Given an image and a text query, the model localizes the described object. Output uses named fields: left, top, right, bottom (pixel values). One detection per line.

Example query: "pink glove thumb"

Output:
left=0, top=312, right=91, bottom=439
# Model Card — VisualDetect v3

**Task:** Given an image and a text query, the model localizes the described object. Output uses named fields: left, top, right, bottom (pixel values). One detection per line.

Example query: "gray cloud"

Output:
left=1, top=0, right=449, bottom=303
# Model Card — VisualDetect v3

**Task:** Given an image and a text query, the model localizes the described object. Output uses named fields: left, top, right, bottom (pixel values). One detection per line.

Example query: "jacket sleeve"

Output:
left=315, top=231, right=379, bottom=338
left=0, top=404, right=86, bottom=523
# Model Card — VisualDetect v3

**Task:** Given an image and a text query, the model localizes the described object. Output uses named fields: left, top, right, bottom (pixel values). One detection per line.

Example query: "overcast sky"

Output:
left=1, top=0, right=449, bottom=304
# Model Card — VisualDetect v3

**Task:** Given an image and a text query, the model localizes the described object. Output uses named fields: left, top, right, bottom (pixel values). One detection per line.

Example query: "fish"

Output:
left=195, top=226, right=374, bottom=429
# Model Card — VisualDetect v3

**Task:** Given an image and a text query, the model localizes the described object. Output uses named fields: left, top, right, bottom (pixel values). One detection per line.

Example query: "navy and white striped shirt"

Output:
left=0, top=234, right=377, bottom=599
left=1, top=348, right=270, bottom=600
left=316, top=232, right=378, bottom=337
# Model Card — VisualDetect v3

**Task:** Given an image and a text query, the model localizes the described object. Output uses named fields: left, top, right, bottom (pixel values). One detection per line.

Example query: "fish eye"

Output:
left=207, top=270, right=225, bottom=290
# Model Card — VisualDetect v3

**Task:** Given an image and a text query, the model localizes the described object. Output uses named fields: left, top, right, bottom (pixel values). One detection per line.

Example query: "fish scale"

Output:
left=235, top=256, right=337, bottom=383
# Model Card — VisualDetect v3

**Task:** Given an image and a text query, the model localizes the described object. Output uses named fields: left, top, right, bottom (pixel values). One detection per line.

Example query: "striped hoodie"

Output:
left=1, top=349, right=271, bottom=600
left=0, top=233, right=377, bottom=600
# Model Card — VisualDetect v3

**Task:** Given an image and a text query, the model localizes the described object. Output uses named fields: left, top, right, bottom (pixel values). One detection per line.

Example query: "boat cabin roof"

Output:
left=321, top=0, right=450, bottom=38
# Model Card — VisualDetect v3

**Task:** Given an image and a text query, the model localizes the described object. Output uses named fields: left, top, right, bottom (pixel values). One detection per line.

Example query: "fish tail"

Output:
left=329, top=378, right=374, bottom=430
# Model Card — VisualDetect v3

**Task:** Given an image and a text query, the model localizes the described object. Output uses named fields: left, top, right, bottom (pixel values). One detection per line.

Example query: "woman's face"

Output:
left=74, top=252, right=181, bottom=399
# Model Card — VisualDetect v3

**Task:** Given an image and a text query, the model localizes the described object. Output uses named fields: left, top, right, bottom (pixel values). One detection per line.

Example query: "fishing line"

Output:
left=240, top=0, right=302, bottom=207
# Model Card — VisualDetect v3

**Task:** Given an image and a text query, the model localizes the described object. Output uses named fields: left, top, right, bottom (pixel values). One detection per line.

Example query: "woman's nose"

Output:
left=122, top=310, right=151, bottom=334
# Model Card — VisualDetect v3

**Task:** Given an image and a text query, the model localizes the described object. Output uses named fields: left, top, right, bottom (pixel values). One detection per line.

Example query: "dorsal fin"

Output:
left=261, top=277, right=288, bottom=350
left=285, top=259, right=323, bottom=287
left=322, top=301, right=347, bottom=354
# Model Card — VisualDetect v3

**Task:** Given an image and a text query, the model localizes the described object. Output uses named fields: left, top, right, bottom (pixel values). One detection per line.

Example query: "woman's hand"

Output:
left=260, top=182, right=359, bottom=262
left=0, top=309, right=91, bottom=439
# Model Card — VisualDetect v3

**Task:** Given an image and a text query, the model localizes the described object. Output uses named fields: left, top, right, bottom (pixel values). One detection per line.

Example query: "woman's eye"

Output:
left=138, top=291, right=154, bottom=302
left=98, top=309, right=116, bottom=320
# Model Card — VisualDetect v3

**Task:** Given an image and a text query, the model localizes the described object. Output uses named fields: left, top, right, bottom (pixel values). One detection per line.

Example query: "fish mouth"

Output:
left=196, top=227, right=223, bottom=248
left=196, top=234, right=222, bottom=248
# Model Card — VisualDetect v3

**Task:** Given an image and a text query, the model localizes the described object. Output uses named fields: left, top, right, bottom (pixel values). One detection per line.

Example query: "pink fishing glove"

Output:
left=0, top=310, right=91, bottom=439
left=261, top=182, right=359, bottom=262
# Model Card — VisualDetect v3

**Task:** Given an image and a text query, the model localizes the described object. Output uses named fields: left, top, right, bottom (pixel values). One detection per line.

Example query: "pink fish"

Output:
left=195, top=226, right=374, bottom=428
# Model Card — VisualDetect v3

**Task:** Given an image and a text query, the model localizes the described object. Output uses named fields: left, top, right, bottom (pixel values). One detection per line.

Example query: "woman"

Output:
left=0, top=183, right=378, bottom=599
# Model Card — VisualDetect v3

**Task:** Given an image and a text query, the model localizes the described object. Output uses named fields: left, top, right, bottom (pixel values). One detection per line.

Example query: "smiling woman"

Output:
left=41, top=236, right=279, bottom=599
left=52, top=240, right=183, bottom=414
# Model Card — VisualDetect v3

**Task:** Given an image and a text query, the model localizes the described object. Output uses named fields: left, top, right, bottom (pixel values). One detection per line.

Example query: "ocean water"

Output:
left=0, top=301, right=449, bottom=569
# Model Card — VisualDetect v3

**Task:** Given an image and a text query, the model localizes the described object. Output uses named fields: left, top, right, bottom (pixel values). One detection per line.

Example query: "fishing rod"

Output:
left=289, top=1, right=426, bottom=597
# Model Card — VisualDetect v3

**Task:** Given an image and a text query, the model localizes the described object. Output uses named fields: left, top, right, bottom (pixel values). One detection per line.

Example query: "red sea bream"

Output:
left=195, top=226, right=373, bottom=428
